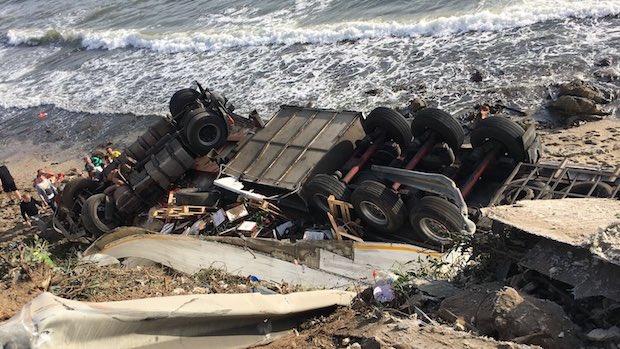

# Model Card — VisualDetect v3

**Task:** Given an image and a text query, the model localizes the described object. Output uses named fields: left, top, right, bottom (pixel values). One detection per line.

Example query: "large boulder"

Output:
left=594, top=67, right=620, bottom=82
left=557, top=80, right=611, bottom=104
left=439, top=283, right=582, bottom=349
left=548, top=95, right=610, bottom=116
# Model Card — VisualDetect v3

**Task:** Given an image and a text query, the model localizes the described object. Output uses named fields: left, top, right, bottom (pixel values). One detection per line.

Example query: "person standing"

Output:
left=0, top=164, right=21, bottom=203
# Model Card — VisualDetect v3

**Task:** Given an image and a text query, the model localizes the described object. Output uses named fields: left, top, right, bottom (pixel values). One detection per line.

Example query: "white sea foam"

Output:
left=5, top=0, right=620, bottom=53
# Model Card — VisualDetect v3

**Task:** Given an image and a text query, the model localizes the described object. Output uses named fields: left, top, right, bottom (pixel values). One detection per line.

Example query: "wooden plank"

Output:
left=326, top=212, right=342, bottom=240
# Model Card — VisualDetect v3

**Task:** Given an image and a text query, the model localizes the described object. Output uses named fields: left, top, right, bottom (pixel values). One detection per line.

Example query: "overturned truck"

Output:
left=58, top=84, right=553, bottom=248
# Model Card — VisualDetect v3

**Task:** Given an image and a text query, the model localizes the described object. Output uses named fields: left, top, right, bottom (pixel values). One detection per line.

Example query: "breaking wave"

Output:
left=5, top=0, right=620, bottom=53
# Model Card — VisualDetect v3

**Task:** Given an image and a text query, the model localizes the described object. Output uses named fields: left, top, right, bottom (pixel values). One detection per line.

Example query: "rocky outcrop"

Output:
left=439, top=283, right=583, bottom=349
left=548, top=95, right=609, bottom=116
left=557, top=80, right=611, bottom=104
left=548, top=79, right=615, bottom=125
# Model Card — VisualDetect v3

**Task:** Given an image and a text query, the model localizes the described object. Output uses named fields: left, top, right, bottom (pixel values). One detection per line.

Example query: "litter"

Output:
left=225, top=204, right=249, bottom=222
left=212, top=208, right=226, bottom=227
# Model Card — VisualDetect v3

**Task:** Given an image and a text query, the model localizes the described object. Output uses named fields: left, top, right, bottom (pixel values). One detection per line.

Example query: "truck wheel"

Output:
left=411, top=108, right=465, bottom=150
left=363, top=107, right=412, bottom=149
left=60, top=178, right=99, bottom=212
left=371, top=144, right=400, bottom=166
left=502, top=180, right=552, bottom=204
left=568, top=182, right=613, bottom=198
left=123, top=119, right=174, bottom=162
left=114, top=185, right=145, bottom=216
left=351, top=180, right=405, bottom=233
left=352, top=170, right=380, bottom=185
left=101, top=161, right=120, bottom=181
left=185, top=112, right=229, bottom=156
left=175, top=188, right=221, bottom=206
left=144, top=138, right=196, bottom=188
left=304, top=174, right=349, bottom=213
left=471, top=116, right=526, bottom=162
left=81, top=194, right=116, bottom=237
left=409, top=196, right=463, bottom=247
left=169, top=88, right=201, bottom=119
left=149, top=117, right=175, bottom=138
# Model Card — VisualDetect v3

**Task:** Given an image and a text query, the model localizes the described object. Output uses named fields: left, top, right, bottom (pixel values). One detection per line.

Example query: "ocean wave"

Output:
left=4, top=0, right=620, bottom=53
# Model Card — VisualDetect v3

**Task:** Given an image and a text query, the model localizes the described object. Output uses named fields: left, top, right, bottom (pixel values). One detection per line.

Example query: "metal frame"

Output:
left=490, top=159, right=620, bottom=206
left=371, top=165, right=476, bottom=234
left=222, top=105, right=364, bottom=191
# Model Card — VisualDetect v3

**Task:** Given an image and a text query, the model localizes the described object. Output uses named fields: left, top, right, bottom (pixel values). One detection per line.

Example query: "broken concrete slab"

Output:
left=519, top=239, right=620, bottom=301
left=481, top=198, right=620, bottom=250
left=0, top=290, right=356, bottom=349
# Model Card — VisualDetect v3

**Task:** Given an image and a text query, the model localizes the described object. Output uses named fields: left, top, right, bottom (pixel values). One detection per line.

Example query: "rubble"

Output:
left=439, top=283, right=582, bottom=349
left=587, top=223, right=620, bottom=265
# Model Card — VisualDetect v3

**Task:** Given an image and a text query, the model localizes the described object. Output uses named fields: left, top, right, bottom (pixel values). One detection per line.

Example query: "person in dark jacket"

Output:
left=0, top=165, right=21, bottom=202
left=20, top=194, right=42, bottom=227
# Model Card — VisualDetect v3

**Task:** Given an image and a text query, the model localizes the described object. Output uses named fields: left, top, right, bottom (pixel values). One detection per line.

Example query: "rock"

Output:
left=595, top=67, right=620, bottom=82
left=549, top=95, right=610, bottom=116
left=172, top=288, right=185, bottom=295
left=595, top=57, right=613, bottom=67
left=470, top=70, right=484, bottom=82
left=191, top=286, right=209, bottom=294
left=564, top=115, right=604, bottom=126
left=364, top=88, right=381, bottom=96
left=586, top=326, right=620, bottom=342
left=409, top=98, right=427, bottom=112
left=439, top=283, right=582, bottom=349
left=342, top=337, right=351, bottom=346
left=557, top=80, right=611, bottom=104
left=348, top=343, right=362, bottom=349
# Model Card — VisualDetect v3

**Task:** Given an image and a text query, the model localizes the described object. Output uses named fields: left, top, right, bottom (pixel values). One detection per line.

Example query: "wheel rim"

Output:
left=360, top=200, right=388, bottom=226
left=198, top=124, right=220, bottom=146
left=419, top=217, right=453, bottom=242
left=312, top=193, right=329, bottom=212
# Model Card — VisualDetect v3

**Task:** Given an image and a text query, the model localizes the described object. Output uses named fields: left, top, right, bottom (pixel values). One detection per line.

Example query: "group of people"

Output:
left=83, top=147, right=121, bottom=179
left=0, top=146, right=123, bottom=228
left=0, top=165, right=59, bottom=227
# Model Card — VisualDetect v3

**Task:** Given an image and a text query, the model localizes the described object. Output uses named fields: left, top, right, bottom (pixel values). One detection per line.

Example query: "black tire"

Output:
left=411, top=108, right=465, bottom=150
left=567, top=182, right=613, bottom=198
left=352, top=170, right=380, bottom=185
left=470, top=116, right=526, bottom=162
left=351, top=180, right=406, bottom=234
left=370, top=144, right=400, bottom=166
left=175, top=188, right=221, bottom=206
left=81, top=193, right=116, bottom=237
left=363, top=107, right=412, bottom=149
left=501, top=180, right=552, bottom=204
left=128, top=169, right=166, bottom=204
left=304, top=174, right=350, bottom=213
left=114, top=185, right=145, bottom=216
left=184, top=112, right=229, bottom=156
left=169, top=88, right=201, bottom=119
left=144, top=138, right=196, bottom=188
left=60, top=178, right=99, bottom=212
left=149, top=117, right=175, bottom=138
left=123, top=119, right=174, bottom=162
left=409, top=196, right=463, bottom=247
left=101, top=161, right=120, bottom=181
